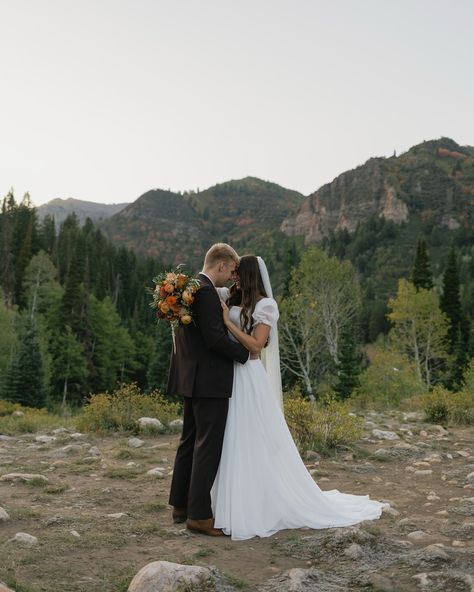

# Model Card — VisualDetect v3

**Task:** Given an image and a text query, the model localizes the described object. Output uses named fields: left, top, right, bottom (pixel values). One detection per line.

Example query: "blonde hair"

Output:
left=204, top=243, right=239, bottom=268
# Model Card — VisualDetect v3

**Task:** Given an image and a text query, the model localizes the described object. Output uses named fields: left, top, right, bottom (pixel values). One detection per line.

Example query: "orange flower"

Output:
left=159, top=301, right=170, bottom=313
left=159, top=287, right=167, bottom=298
left=164, top=283, right=175, bottom=293
left=166, top=272, right=177, bottom=282
left=166, top=296, right=177, bottom=305
left=181, top=314, right=192, bottom=325
left=176, top=274, right=187, bottom=289
left=182, top=290, right=194, bottom=305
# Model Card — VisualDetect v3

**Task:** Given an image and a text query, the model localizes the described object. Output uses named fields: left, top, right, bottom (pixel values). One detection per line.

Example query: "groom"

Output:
left=167, top=243, right=249, bottom=536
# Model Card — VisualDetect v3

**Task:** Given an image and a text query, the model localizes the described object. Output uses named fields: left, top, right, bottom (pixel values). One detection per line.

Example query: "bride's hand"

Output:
left=221, top=300, right=230, bottom=325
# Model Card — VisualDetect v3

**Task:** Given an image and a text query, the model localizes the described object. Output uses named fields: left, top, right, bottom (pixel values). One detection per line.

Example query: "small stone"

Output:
left=70, top=530, right=81, bottom=538
left=305, top=450, right=321, bottom=462
left=147, top=468, right=164, bottom=478
left=372, top=429, right=400, bottom=441
left=12, top=410, right=24, bottom=417
left=89, top=446, right=101, bottom=456
left=344, top=542, right=364, bottom=559
left=128, top=437, right=145, bottom=448
left=0, top=472, right=49, bottom=484
left=465, top=472, right=474, bottom=483
left=35, top=435, right=56, bottom=444
left=168, top=419, right=184, bottom=429
left=106, top=512, right=127, bottom=519
left=52, top=427, right=69, bottom=434
left=138, top=417, right=164, bottom=431
left=11, top=532, right=38, bottom=545
left=0, top=506, right=10, bottom=521
left=382, top=505, right=400, bottom=517
left=407, top=530, right=430, bottom=541
left=427, top=492, right=440, bottom=501
left=414, top=470, right=433, bottom=476
left=436, top=510, right=449, bottom=516
left=419, top=430, right=428, bottom=437
left=368, top=573, right=396, bottom=592
left=452, top=540, right=465, bottom=547
left=412, top=572, right=430, bottom=587
left=70, top=432, right=85, bottom=439
left=456, top=450, right=470, bottom=458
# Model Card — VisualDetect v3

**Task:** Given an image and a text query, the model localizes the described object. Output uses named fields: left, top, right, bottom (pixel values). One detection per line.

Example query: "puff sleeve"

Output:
left=252, top=298, right=279, bottom=328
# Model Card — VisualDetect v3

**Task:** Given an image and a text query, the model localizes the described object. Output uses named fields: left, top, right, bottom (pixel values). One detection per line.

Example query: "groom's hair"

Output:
left=204, top=243, right=239, bottom=268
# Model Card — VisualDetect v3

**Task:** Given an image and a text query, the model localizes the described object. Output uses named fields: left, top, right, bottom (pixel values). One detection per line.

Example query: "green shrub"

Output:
left=0, top=405, right=75, bottom=435
left=284, top=389, right=363, bottom=454
left=350, top=348, right=426, bottom=410
left=448, top=391, right=474, bottom=425
left=76, top=382, right=181, bottom=433
left=0, top=399, right=23, bottom=416
left=423, top=385, right=451, bottom=424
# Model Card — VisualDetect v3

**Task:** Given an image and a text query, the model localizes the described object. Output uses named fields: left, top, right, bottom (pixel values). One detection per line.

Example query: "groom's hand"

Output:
left=220, top=300, right=230, bottom=325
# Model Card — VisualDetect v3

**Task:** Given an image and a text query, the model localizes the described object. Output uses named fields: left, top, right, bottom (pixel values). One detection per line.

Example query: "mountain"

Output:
left=282, top=137, right=474, bottom=244
left=99, top=177, right=304, bottom=266
left=37, top=198, right=129, bottom=226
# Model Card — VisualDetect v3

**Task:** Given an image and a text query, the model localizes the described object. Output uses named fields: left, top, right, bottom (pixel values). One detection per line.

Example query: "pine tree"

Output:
left=440, top=245, right=463, bottom=350
left=4, top=317, right=45, bottom=407
left=334, top=325, right=362, bottom=399
left=412, top=239, right=433, bottom=291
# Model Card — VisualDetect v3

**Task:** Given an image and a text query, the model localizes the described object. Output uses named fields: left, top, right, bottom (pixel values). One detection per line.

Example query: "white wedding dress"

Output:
left=210, top=293, right=387, bottom=541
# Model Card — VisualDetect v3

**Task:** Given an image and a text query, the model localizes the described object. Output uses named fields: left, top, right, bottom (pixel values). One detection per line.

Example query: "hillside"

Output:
left=99, top=177, right=304, bottom=266
left=37, top=198, right=129, bottom=226
left=282, top=137, right=474, bottom=243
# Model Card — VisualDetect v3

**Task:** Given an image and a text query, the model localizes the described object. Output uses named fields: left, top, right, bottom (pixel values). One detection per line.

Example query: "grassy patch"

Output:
left=193, top=547, right=217, bottom=559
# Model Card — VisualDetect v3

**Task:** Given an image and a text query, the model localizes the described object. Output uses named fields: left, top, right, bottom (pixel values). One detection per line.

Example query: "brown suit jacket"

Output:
left=167, top=273, right=248, bottom=398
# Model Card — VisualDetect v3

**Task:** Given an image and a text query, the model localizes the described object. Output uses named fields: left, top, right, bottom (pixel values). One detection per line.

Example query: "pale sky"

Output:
left=1, top=0, right=473, bottom=206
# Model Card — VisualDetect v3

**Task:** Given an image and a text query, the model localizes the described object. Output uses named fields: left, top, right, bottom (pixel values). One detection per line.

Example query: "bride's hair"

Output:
left=227, top=255, right=267, bottom=335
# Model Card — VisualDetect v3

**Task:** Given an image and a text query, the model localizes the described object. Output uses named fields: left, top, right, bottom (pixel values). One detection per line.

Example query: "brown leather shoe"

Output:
left=172, top=507, right=187, bottom=523
left=186, top=517, right=226, bottom=536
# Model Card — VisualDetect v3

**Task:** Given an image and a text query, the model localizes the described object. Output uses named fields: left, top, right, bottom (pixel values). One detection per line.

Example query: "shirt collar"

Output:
left=199, top=271, right=215, bottom=287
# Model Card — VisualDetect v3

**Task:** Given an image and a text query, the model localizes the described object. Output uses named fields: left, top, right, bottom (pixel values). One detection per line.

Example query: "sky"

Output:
left=1, top=0, right=473, bottom=206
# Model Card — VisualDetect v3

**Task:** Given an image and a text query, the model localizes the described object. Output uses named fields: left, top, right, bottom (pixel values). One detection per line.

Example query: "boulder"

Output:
left=128, top=561, right=213, bottom=592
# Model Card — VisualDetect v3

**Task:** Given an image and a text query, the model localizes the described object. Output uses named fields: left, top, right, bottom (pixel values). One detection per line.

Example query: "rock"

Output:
left=452, top=540, right=465, bottom=547
left=430, top=425, right=448, bottom=435
left=407, top=530, right=430, bottom=542
left=59, top=444, right=85, bottom=454
left=52, top=427, right=69, bottom=434
left=0, top=472, right=49, bottom=483
left=414, top=470, right=433, bottom=476
left=0, top=506, right=10, bottom=521
left=466, top=472, right=474, bottom=483
left=106, top=512, right=127, bottom=519
left=88, top=446, right=101, bottom=456
left=305, top=450, right=321, bottom=462
left=168, top=419, right=184, bottom=430
left=70, top=432, right=85, bottom=439
left=427, top=492, right=440, bottom=501
left=412, top=572, right=430, bottom=588
left=403, top=412, right=424, bottom=421
left=0, top=435, right=14, bottom=441
left=70, top=530, right=81, bottom=538
left=128, top=437, right=145, bottom=448
left=12, top=410, right=24, bottom=417
left=456, top=450, right=471, bottom=458
left=366, top=573, right=397, bottom=591
left=138, top=417, right=164, bottom=431
left=344, top=542, right=364, bottom=559
left=372, top=429, right=400, bottom=441
left=409, top=544, right=450, bottom=567
left=128, top=561, right=214, bottom=592
left=10, top=532, right=38, bottom=545
left=35, top=435, right=56, bottom=444
left=147, top=468, right=164, bottom=478
left=382, top=505, right=400, bottom=517
left=258, top=566, right=350, bottom=591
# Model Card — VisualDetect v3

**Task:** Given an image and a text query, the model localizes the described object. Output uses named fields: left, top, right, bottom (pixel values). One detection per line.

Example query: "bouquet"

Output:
left=148, top=264, right=200, bottom=351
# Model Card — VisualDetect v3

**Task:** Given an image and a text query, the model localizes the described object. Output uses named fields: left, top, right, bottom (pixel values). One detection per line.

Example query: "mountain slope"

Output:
left=99, top=177, right=304, bottom=265
left=38, top=198, right=129, bottom=226
left=282, top=137, right=474, bottom=244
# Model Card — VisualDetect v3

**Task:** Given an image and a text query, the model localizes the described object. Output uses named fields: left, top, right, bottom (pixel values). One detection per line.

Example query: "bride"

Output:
left=210, top=255, right=386, bottom=541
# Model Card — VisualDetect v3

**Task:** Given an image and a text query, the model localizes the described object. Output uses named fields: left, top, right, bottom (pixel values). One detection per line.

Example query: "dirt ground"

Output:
left=0, top=412, right=473, bottom=591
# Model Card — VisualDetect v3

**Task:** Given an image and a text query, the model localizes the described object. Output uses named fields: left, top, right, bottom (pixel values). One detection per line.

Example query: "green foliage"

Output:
left=334, top=324, right=362, bottom=399
left=387, top=279, right=449, bottom=387
left=4, top=317, right=46, bottom=407
left=77, top=382, right=181, bottom=433
left=412, top=239, right=433, bottom=290
left=0, top=405, right=75, bottom=435
left=351, top=348, right=426, bottom=410
left=422, top=385, right=451, bottom=424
